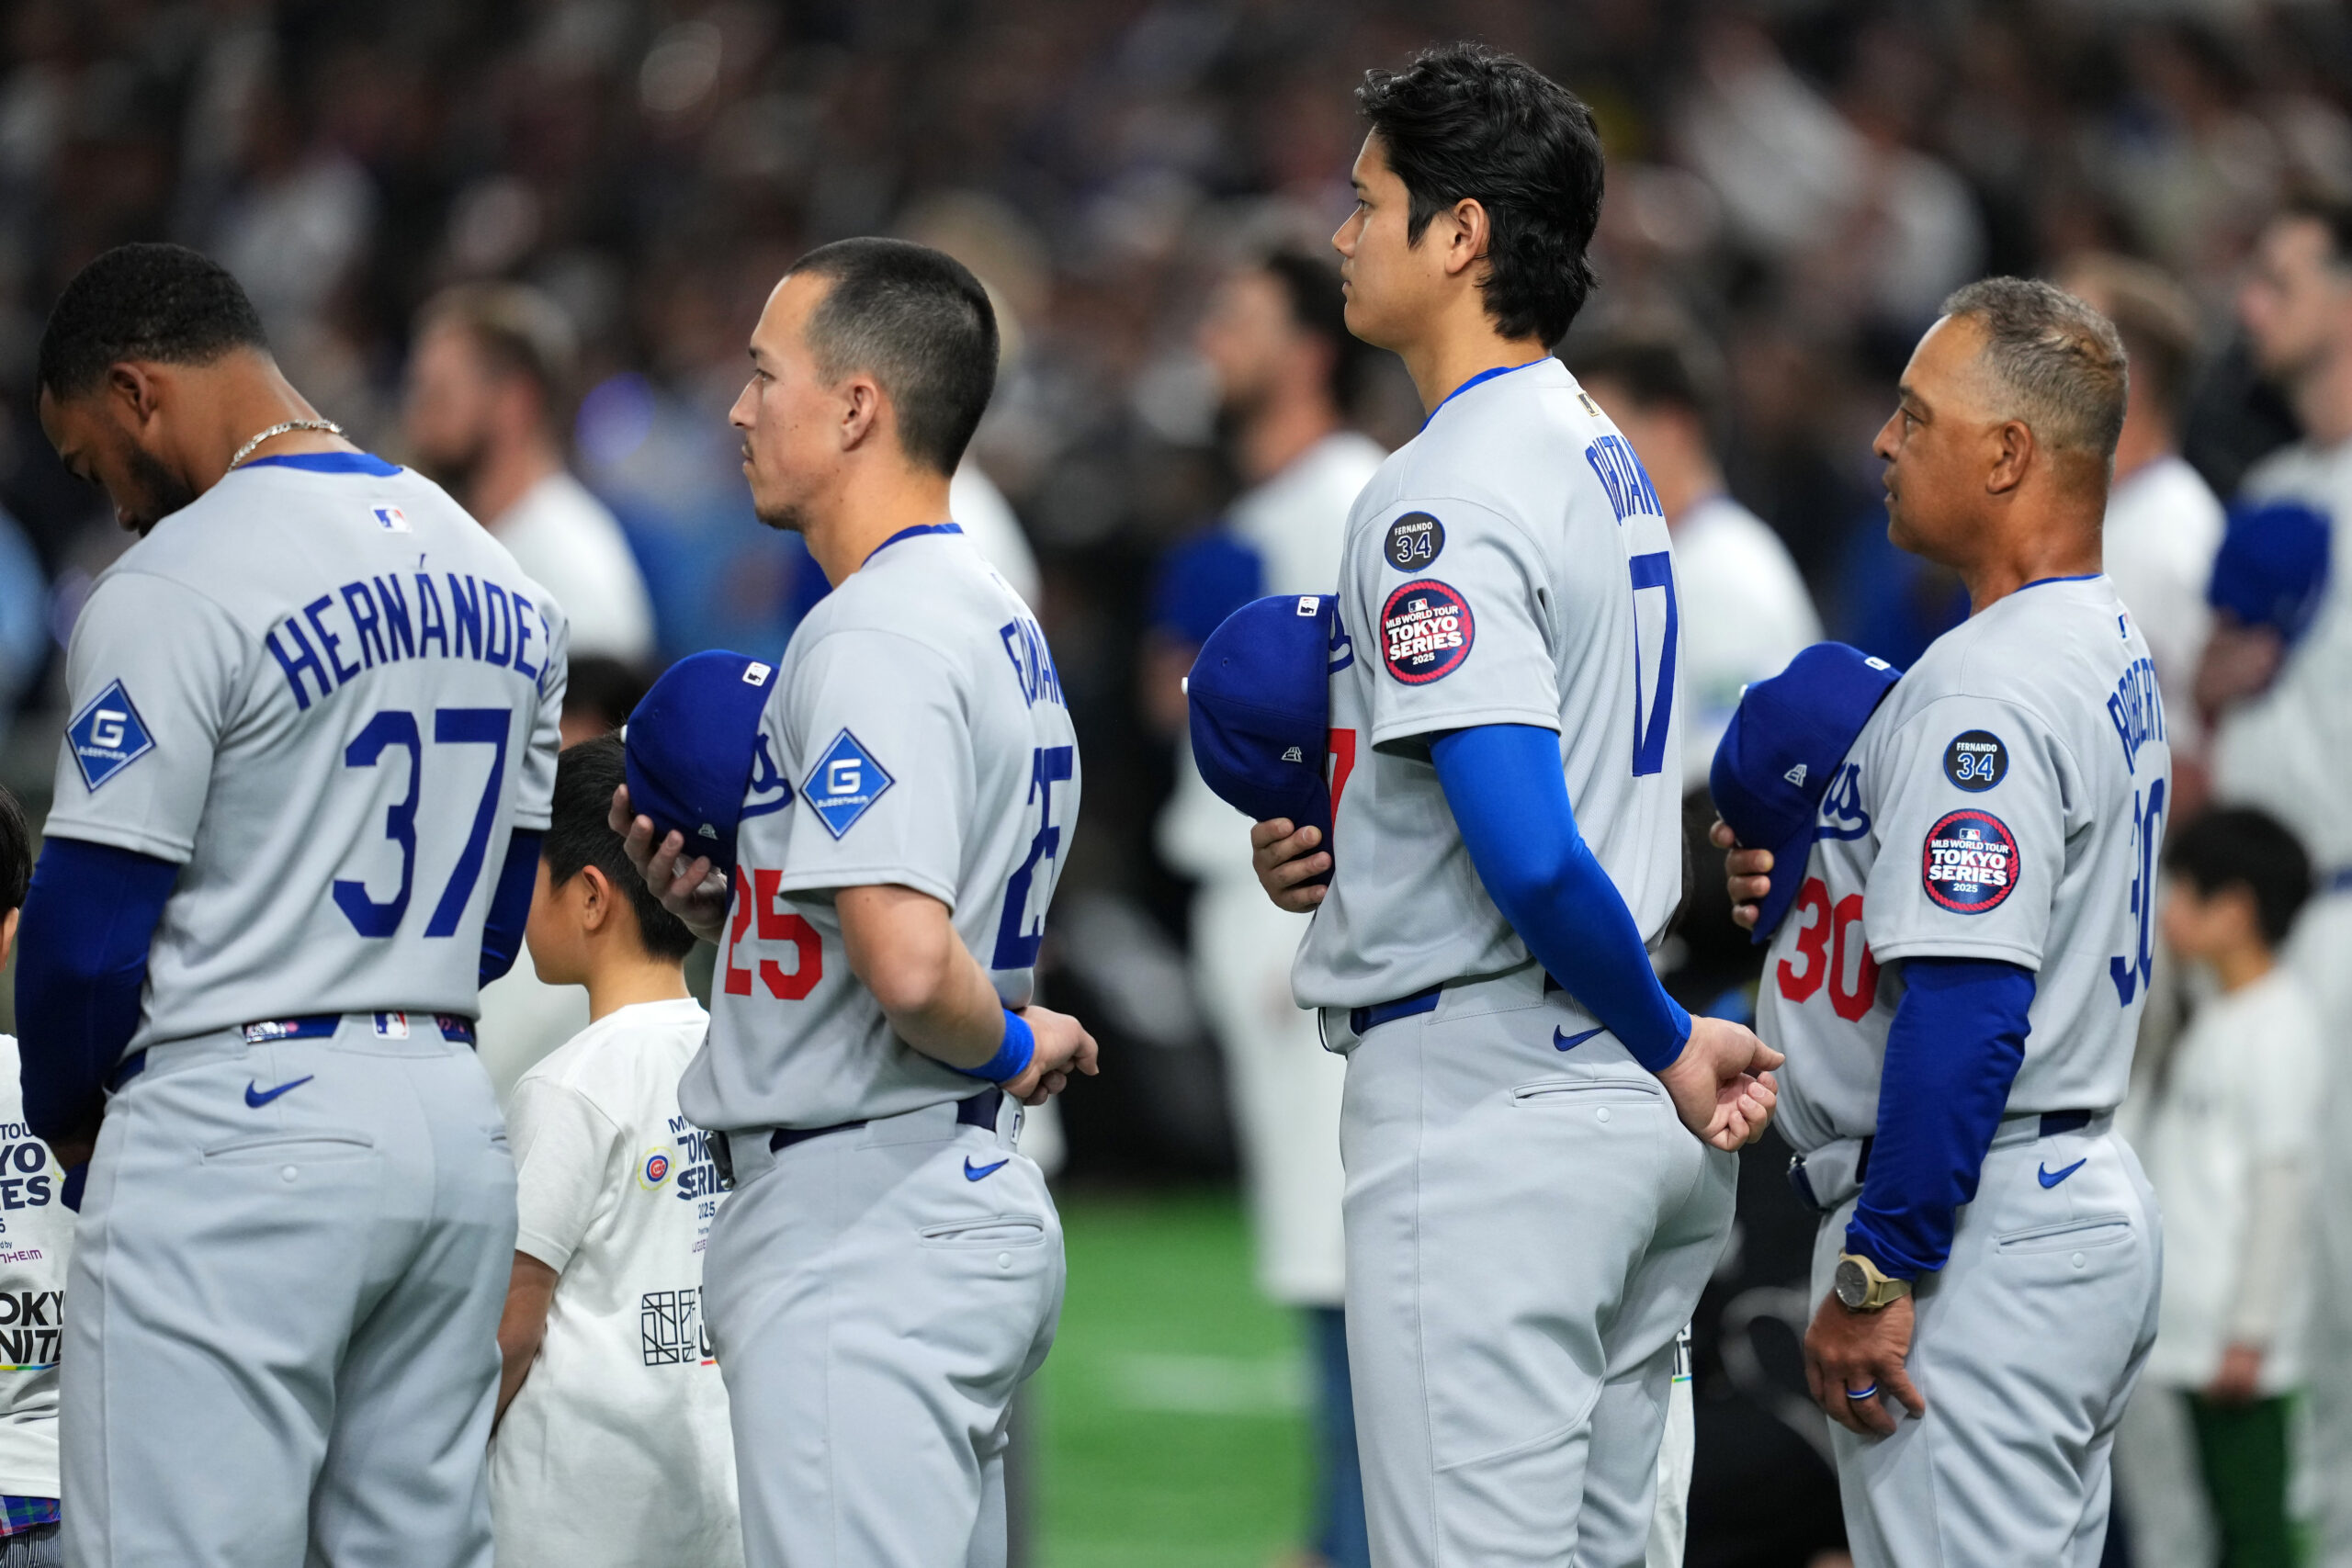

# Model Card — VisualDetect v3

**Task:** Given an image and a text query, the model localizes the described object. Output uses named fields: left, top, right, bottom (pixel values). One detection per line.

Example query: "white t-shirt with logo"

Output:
left=0, top=1037, right=71, bottom=1501
left=490, top=997, right=739, bottom=1568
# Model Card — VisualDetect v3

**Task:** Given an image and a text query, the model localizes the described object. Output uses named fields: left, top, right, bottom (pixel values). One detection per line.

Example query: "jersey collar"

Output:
left=863, top=520, right=963, bottom=566
left=237, top=451, right=403, bottom=477
left=2015, top=571, right=2103, bottom=592
left=1421, top=357, right=1551, bottom=431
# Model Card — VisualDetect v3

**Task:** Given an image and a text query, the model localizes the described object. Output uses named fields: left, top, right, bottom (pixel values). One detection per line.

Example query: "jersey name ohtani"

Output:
left=266, top=570, right=555, bottom=711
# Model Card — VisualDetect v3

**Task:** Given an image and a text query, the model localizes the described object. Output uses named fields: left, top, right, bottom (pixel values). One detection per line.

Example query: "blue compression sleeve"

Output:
left=1430, top=725, right=1690, bottom=1071
left=478, top=829, right=542, bottom=988
left=1846, top=956, right=2035, bottom=1278
left=16, top=837, right=178, bottom=1145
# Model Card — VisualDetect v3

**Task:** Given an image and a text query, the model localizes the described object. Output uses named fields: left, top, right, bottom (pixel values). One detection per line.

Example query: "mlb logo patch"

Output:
left=68, top=680, right=155, bottom=791
left=1922, top=808, right=2020, bottom=914
left=802, top=728, right=895, bottom=840
left=370, top=506, right=411, bottom=533
left=1380, top=580, right=1475, bottom=684
left=372, top=1012, right=411, bottom=1039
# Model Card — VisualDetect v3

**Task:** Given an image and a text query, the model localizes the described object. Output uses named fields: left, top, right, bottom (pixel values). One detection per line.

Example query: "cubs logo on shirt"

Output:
left=638, top=1149, right=673, bottom=1190
left=1381, top=580, right=1474, bottom=684
left=1922, top=808, right=2019, bottom=913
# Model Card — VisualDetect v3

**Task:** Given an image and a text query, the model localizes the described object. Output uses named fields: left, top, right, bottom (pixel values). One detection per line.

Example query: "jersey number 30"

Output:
left=334, top=707, right=509, bottom=939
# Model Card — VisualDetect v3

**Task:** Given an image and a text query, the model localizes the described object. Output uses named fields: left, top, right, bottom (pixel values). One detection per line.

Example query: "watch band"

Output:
left=1837, top=1251, right=1913, bottom=1311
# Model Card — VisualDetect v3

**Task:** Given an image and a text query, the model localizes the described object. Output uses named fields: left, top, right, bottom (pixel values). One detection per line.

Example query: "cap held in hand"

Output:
left=1710, top=642, right=1900, bottom=943
left=623, top=649, right=780, bottom=874
left=1186, top=594, right=1352, bottom=883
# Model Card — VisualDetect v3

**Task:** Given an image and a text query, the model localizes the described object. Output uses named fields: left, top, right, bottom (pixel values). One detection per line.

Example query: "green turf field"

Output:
left=1036, top=1187, right=1310, bottom=1568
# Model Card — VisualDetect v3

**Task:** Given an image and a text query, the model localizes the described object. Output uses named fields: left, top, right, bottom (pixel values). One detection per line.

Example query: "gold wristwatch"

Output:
left=1834, top=1252, right=1912, bottom=1311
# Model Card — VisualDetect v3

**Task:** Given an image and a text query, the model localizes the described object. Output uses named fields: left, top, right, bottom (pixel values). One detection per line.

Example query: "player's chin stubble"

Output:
left=123, top=445, right=198, bottom=535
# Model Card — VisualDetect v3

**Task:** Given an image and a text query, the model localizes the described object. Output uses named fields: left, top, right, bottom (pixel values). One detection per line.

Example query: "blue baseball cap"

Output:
left=1709, top=643, right=1900, bottom=944
left=624, top=649, right=779, bottom=872
left=1187, top=594, right=1347, bottom=875
left=2209, top=497, right=2332, bottom=648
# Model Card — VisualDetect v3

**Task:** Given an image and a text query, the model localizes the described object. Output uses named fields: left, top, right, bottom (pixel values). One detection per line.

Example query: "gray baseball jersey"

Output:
left=1768, top=575, right=2171, bottom=1153
left=1292, top=357, right=1684, bottom=1011
left=48, top=454, right=567, bottom=1049
left=678, top=525, right=1081, bottom=1134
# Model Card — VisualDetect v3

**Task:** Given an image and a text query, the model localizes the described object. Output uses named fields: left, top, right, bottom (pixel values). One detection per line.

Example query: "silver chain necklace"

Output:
left=224, top=418, right=345, bottom=473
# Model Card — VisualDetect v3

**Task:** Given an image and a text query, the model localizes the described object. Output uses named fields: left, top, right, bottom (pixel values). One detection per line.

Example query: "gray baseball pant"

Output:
left=1808, top=1121, right=2160, bottom=1568
left=701, top=1094, right=1062, bottom=1568
left=62, top=1021, right=514, bottom=1568
left=1331, top=976, right=1736, bottom=1567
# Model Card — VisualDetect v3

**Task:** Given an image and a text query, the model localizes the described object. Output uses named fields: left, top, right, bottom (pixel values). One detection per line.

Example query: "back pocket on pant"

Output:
left=920, top=1215, right=1047, bottom=1249
left=200, top=1133, right=375, bottom=1165
left=1996, top=1213, right=2132, bottom=1255
left=1510, top=1078, right=1660, bottom=1108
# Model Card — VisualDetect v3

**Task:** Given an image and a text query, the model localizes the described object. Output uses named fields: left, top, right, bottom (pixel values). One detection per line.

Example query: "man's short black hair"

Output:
left=38, top=243, right=268, bottom=400
left=786, top=237, right=999, bottom=477
left=1261, top=247, right=1375, bottom=410
left=547, top=737, right=698, bottom=963
left=2165, top=806, right=2312, bottom=947
left=1566, top=327, right=1727, bottom=435
left=0, top=787, right=28, bottom=914
left=1357, top=42, right=1605, bottom=348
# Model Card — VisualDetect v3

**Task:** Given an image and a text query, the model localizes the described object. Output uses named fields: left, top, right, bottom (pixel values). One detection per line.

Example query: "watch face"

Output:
left=1835, top=1258, right=1869, bottom=1309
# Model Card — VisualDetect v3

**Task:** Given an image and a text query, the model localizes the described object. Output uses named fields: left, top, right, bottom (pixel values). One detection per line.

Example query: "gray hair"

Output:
left=1939, top=276, right=2129, bottom=466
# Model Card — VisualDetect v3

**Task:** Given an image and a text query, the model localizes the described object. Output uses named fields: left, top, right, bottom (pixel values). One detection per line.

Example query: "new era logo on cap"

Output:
left=68, top=679, right=155, bottom=791
left=1783, top=763, right=1808, bottom=786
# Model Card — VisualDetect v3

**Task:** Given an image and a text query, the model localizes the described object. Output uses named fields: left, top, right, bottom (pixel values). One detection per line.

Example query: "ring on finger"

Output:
left=1844, top=1384, right=1877, bottom=1400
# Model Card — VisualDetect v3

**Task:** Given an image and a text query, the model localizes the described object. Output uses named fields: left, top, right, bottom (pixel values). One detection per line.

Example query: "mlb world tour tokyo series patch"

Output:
left=1381, top=579, right=1474, bottom=683
left=1922, top=807, right=2019, bottom=914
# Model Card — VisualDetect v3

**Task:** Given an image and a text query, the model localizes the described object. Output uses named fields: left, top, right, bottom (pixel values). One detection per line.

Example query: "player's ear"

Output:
left=1443, top=197, right=1490, bottom=277
left=107, top=363, right=162, bottom=431
left=1985, top=417, right=2033, bottom=495
left=838, top=374, right=884, bottom=454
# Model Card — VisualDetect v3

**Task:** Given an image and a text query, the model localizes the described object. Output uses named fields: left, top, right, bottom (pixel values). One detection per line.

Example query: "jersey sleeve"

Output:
left=44, top=570, right=248, bottom=863
left=510, top=593, right=569, bottom=832
left=1860, top=695, right=2075, bottom=969
left=1353, top=496, right=1559, bottom=750
left=507, top=1073, right=623, bottom=1274
left=770, top=626, right=973, bottom=907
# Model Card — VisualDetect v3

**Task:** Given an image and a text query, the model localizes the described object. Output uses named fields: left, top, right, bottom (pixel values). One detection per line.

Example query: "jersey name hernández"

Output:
left=679, top=525, right=1080, bottom=1134
left=45, top=454, right=567, bottom=1055
left=1762, top=575, right=2171, bottom=1155
left=1291, top=357, right=1684, bottom=1017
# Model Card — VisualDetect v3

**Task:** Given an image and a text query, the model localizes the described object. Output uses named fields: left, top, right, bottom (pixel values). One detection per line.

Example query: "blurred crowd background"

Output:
left=4, top=1, right=2349, bottom=1564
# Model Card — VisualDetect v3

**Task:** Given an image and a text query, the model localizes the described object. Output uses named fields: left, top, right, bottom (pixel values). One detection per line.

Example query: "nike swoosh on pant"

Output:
left=244, top=1075, right=315, bottom=1109
left=1553, top=1026, right=1604, bottom=1053
left=2037, top=1157, right=2087, bottom=1189
left=964, top=1157, right=1010, bottom=1181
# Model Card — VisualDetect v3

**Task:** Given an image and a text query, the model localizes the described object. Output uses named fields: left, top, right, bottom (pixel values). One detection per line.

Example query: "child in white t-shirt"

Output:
left=490, top=736, right=740, bottom=1568
left=0, top=788, right=70, bottom=1567
left=2122, top=807, right=2322, bottom=1568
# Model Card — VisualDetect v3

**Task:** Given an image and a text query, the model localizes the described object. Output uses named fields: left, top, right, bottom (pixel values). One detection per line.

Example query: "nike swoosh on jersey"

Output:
left=1553, top=1026, right=1604, bottom=1053
left=964, top=1157, right=1011, bottom=1182
left=244, top=1075, right=316, bottom=1109
left=2037, top=1157, right=2087, bottom=1189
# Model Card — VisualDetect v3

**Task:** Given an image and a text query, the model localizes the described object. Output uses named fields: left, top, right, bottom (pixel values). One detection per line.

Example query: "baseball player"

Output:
left=17, top=243, right=565, bottom=1566
left=1714, top=278, right=2165, bottom=1565
left=613, top=238, right=1095, bottom=1568
left=1246, top=46, right=1780, bottom=1565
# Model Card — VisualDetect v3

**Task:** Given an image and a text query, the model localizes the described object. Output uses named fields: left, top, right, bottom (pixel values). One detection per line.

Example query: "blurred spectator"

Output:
left=2118, top=807, right=2320, bottom=1568
left=1567, top=324, right=1821, bottom=795
left=2056, top=254, right=2224, bottom=808
left=403, top=282, right=656, bottom=661
left=1151, top=247, right=1383, bottom=1568
left=2207, top=193, right=2352, bottom=1568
